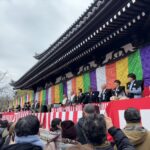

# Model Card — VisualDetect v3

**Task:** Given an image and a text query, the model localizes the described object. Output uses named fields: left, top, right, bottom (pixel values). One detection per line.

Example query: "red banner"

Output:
left=1, top=98, right=150, bottom=130
left=106, top=97, right=150, bottom=129
left=51, top=103, right=108, bottom=112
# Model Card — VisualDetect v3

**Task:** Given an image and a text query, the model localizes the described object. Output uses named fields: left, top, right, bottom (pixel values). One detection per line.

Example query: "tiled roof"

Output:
left=34, top=0, right=105, bottom=60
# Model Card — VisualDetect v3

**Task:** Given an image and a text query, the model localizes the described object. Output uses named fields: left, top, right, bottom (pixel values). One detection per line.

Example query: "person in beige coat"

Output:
left=42, top=118, right=62, bottom=150
left=123, top=108, right=150, bottom=150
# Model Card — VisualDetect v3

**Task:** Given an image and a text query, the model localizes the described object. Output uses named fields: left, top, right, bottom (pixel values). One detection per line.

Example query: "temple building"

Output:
left=12, top=0, right=150, bottom=106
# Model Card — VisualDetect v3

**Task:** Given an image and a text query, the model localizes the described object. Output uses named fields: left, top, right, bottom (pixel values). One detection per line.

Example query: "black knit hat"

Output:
left=128, top=73, right=136, bottom=80
left=61, top=120, right=77, bottom=140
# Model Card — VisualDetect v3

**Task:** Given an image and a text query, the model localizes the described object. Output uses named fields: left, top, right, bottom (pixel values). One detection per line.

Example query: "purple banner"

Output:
left=90, top=70, right=97, bottom=91
left=140, top=45, right=150, bottom=86
left=63, top=82, right=67, bottom=96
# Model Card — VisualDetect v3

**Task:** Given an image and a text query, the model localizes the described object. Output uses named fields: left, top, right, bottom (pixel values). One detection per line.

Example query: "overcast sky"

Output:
left=0, top=0, right=93, bottom=82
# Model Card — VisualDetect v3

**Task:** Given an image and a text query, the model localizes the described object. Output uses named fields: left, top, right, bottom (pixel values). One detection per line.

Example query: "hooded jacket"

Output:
left=123, top=123, right=150, bottom=150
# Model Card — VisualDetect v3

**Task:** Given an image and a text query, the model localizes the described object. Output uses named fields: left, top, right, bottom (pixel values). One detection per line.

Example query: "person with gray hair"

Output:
left=100, top=84, right=112, bottom=102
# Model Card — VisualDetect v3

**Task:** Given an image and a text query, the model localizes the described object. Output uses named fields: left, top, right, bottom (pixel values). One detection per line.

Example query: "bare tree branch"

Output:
left=0, top=71, right=15, bottom=101
left=0, top=71, right=7, bottom=83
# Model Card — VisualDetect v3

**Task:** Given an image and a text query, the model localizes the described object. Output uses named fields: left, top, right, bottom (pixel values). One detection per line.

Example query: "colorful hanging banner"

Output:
left=83, top=72, right=90, bottom=92
left=17, top=47, right=150, bottom=105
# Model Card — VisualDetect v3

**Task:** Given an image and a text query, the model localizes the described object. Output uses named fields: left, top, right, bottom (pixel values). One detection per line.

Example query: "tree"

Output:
left=0, top=71, right=7, bottom=94
left=0, top=71, right=15, bottom=111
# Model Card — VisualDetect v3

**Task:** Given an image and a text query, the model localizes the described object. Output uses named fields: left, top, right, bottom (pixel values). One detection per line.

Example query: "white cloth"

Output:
left=100, top=89, right=106, bottom=100
left=70, top=94, right=75, bottom=102
left=62, top=98, right=67, bottom=105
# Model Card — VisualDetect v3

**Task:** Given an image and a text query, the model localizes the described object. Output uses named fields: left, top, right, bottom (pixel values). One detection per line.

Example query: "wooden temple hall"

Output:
left=13, top=0, right=150, bottom=105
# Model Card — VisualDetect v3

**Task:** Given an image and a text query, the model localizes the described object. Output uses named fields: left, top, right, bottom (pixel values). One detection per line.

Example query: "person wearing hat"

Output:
left=126, top=73, right=142, bottom=98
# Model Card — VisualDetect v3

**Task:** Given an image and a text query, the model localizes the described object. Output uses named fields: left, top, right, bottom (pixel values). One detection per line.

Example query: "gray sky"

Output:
left=0, top=0, right=93, bottom=82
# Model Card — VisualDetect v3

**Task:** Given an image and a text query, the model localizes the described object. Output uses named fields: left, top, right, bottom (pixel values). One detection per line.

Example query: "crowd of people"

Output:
left=10, top=100, right=41, bottom=113
left=0, top=104, right=150, bottom=150
left=10, top=73, right=144, bottom=113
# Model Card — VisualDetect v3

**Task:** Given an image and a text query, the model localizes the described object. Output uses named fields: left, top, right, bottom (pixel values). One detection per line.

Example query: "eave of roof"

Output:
left=13, top=0, right=112, bottom=86
left=13, top=0, right=150, bottom=89
left=34, top=0, right=99, bottom=60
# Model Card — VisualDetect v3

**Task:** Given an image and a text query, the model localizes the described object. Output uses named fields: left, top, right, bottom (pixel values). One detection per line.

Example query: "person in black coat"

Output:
left=76, top=104, right=96, bottom=144
left=83, top=87, right=99, bottom=104
left=126, top=73, right=143, bottom=98
left=26, top=102, right=31, bottom=111
left=23, top=103, right=27, bottom=111
left=41, top=105, right=48, bottom=113
left=16, top=105, right=21, bottom=112
left=111, top=80, right=126, bottom=100
left=99, top=84, right=112, bottom=102
left=35, top=101, right=40, bottom=112
left=77, top=89, right=85, bottom=104
left=112, top=80, right=125, bottom=97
